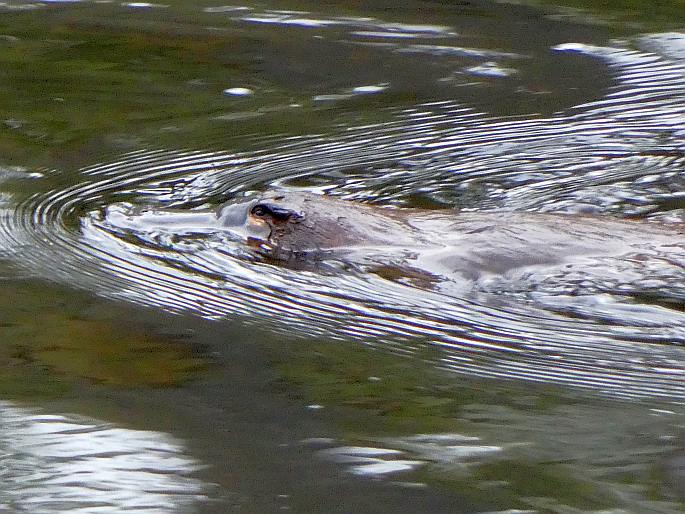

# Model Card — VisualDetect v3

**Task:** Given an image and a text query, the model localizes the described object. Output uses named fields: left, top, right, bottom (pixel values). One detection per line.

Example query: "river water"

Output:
left=0, top=0, right=684, bottom=513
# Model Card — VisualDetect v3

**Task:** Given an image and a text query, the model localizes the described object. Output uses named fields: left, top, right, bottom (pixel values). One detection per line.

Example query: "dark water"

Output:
left=0, top=0, right=684, bottom=513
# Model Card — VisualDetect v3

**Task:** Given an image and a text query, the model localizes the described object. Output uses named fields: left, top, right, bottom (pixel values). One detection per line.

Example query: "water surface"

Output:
left=0, top=0, right=684, bottom=512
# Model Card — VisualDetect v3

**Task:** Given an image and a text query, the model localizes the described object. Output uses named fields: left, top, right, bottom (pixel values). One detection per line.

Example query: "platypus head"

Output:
left=244, top=194, right=308, bottom=258
left=218, top=190, right=417, bottom=262
left=218, top=192, right=315, bottom=260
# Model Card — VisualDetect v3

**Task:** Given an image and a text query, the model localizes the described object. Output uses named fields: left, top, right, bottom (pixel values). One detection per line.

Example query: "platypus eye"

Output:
left=251, top=204, right=268, bottom=217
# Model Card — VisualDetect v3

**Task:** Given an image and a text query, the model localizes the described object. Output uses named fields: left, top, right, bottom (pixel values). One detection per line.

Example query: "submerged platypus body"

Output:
left=219, top=191, right=685, bottom=292
left=106, top=190, right=685, bottom=298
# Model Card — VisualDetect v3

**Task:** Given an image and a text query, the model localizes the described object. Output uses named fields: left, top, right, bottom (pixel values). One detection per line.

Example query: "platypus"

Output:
left=103, top=190, right=685, bottom=297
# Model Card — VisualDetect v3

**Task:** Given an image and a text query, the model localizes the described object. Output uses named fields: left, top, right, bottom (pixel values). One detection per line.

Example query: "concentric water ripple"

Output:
left=2, top=34, right=685, bottom=401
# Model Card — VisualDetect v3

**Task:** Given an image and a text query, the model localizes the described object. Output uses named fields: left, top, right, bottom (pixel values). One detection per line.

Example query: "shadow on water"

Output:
left=0, top=0, right=684, bottom=513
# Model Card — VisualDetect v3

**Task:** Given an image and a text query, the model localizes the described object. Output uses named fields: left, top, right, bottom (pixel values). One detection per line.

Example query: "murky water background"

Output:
left=0, top=0, right=684, bottom=512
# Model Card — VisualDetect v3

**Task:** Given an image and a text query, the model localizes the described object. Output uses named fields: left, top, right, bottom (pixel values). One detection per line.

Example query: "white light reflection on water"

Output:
left=0, top=402, right=207, bottom=514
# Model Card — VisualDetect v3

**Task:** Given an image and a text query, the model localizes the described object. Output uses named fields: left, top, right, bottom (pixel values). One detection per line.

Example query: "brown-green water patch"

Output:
left=516, top=0, right=685, bottom=32
left=270, top=339, right=577, bottom=437
left=0, top=4, right=343, bottom=167
left=471, top=460, right=609, bottom=510
left=23, top=313, right=206, bottom=387
left=0, top=279, right=208, bottom=398
left=409, top=458, right=614, bottom=513
left=269, top=338, right=685, bottom=512
left=272, top=342, right=467, bottom=436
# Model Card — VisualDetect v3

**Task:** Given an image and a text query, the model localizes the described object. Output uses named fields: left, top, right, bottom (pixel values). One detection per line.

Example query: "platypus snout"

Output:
left=217, top=200, right=255, bottom=228
left=215, top=196, right=305, bottom=245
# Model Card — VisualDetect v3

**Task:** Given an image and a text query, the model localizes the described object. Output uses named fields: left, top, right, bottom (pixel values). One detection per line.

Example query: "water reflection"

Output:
left=0, top=401, right=206, bottom=513
left=303, top=403, right=685, bottom=512
left=315, top=435, right=501, bottom=478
